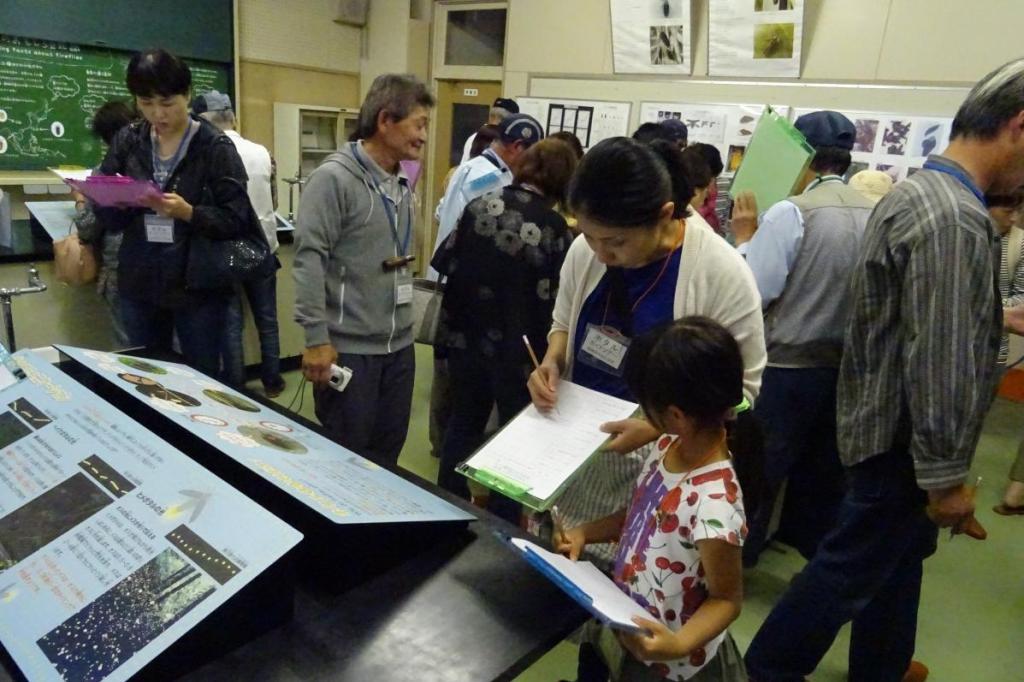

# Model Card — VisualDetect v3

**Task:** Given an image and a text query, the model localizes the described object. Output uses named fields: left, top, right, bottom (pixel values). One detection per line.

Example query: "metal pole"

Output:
left=1, top=295, right=14, bottom=352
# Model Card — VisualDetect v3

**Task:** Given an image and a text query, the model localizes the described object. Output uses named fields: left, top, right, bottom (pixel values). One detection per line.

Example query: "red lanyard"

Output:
left=602, top=223, right=685, bottom=325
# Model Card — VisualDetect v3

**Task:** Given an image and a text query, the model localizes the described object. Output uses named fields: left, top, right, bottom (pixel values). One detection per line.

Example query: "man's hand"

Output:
left=302, top=344, right=337, bottom=386
left=527, top=361, right=561, bottom=411
left=142, top=192, right=193, bottom=221
left=600, top=418, right=660, bottom=454
left=730, top=191, right=759, bottom=245
left=618, top=618, right=687, bottom=662
left=926, top=484, right=976, bottom=529
left=1005, top=303, right=1024, bottom=335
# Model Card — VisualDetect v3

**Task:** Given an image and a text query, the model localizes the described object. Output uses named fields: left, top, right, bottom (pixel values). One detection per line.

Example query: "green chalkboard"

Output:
left=0, top=35, right=230, bottom=170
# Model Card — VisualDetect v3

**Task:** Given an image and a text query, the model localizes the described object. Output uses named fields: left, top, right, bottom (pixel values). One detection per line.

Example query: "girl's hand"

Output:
left=527, top=361, right=561, bottom=411
left=600, top=418, right=660, bottom=454
left=618, top=618, right=687, bottom=661
left=553, top=525, right=586, bottom=561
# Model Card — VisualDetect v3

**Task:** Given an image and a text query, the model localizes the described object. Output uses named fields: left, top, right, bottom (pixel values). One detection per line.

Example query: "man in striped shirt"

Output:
left=746, top=58, right=1024, bottom=682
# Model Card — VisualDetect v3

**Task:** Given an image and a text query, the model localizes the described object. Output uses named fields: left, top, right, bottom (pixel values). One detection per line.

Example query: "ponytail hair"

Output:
left=568, top=137, right=692, bottom=228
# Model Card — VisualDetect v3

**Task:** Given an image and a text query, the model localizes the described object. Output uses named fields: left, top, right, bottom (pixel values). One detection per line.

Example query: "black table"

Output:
left=18, top=352, right=588, bottom=681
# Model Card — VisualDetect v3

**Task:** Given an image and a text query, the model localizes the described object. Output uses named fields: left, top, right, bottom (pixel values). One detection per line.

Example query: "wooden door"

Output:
left=426, top=79, right=502, bottom=256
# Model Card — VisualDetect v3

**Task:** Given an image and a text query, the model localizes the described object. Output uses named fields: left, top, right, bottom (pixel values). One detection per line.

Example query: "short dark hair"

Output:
left=91, top=100, right=135, bottom=145
left=126, top=49, right=191, bottom=98
left=549, top=131, right=585, bottom=160
left=513, top=138, right=579, bottom=206
left=356, top=74, right=435, bottom=139
left=631, top=122, right=674, bottom=145
left=987, top=190, right=1024, bottom=209
left=809, top=146, right=852, bottom=175
left=569, top=137, right=692, bottom=227
left=470, top=124, right=500, bottom=158
left=679, top=147, right=713, bottom=191
left=952, top=58, right=1024, bottom=140
left=624, top=316, right=744, bottom=429
left=689, top=142, right=724, bottom=177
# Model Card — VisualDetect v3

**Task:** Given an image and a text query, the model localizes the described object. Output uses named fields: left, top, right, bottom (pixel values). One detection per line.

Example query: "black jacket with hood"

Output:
left=95, top=115, right=250, bottom=308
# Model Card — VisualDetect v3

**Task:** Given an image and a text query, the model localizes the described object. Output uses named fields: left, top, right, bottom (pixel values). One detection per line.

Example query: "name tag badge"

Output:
left=579, top=324, right=630, bottom=376
left=144, top=214, right=175, bottom=243
left=396, top=268, right=413, bottom=305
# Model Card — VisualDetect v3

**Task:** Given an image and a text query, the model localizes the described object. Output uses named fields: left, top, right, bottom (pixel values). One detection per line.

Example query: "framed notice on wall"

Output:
left=708, top=0, right=804, bottom=78
left=610, top=0, right=692, bottom=75
left=517, top=97, right=631, bottom=151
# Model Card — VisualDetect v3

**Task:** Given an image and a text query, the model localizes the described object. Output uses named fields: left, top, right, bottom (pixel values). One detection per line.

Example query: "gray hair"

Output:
left=356, top=74, right=435, bottom=140
left=952, top=58, right=1024, bottom=140
left=199, top=109, right=235, bottom=130
left=490, top=106, right=512, bottom=121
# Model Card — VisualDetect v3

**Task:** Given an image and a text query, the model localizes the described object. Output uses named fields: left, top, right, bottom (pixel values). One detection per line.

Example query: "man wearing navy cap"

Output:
left=430, top=112, right=543, bottom=278
left=459, top=97, right=519, bottom=163
left=730, top=110, right=874, bottom=568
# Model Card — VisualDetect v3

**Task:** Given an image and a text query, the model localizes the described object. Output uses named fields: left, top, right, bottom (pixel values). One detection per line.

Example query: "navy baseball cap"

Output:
left=795, top=110, right=855, bottom=150
left=493, top=97, right=519, bottom=114
left=659, top=118, right=688, bottom=143
left=499, top=113, right=544, bottom=147
left=191, top=90, right=233, bottom=114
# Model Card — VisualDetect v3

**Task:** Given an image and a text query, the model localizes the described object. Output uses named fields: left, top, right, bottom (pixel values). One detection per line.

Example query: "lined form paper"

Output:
left=462, top=382, right=638, bottom=501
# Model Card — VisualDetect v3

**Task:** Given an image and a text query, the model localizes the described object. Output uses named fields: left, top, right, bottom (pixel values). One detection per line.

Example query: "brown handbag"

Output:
left=53, top=229, right=99, bottom=286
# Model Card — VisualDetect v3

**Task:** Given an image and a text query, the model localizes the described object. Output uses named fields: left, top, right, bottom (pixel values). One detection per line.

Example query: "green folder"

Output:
left=729, top=106, right=815, bottom=210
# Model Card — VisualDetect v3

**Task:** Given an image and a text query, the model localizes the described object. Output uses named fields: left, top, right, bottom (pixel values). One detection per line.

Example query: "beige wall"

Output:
left=505, top=0, right=1024, bottom=85
left=238, top=61, right=360, bottom=150
left=237, top=0, right=361, bottom=73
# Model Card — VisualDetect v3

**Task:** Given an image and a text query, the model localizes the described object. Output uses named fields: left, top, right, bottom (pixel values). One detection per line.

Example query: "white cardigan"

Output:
left=551, top=214, right=766, bottom=404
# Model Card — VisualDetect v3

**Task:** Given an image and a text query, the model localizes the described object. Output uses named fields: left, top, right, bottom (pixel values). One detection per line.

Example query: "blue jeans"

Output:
left=744, top=366, right=844, bottom=564
left=120, top=293, right=232, bottom=379
left=222, top=268, right=282, bottom=387
left=744, top=449, right=938, bottom=682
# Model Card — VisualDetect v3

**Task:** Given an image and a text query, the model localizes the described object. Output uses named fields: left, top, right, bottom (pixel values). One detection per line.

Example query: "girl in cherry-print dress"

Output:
left=557, top=317, right=748, bottom=681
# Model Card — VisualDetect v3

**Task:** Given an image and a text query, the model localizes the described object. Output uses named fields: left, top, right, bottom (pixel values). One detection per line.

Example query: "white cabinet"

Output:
left=273, top=103, right=359, bottom=220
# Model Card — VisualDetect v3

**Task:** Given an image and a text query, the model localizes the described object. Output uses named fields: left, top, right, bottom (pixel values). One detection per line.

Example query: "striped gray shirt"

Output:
left=837, top=155, right=1002, bottom=490
left=999, top=232, right=1024, bottom=364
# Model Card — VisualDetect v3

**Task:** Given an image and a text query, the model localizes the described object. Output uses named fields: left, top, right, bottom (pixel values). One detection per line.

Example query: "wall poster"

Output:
left=610, top=0, right=692, bottom=75
left=708, top=0, right=804, bottom=78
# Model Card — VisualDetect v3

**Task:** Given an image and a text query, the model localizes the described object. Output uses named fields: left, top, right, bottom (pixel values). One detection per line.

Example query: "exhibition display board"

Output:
left=0, top=350, right=302, bottom=682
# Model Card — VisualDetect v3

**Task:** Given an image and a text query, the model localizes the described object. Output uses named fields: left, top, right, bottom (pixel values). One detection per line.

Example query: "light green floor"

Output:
left=254, top=346, right=1024, bottom=682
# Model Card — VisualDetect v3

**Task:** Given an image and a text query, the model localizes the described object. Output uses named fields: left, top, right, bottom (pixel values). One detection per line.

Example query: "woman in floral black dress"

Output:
left=432, top=138, right=578, bottom=506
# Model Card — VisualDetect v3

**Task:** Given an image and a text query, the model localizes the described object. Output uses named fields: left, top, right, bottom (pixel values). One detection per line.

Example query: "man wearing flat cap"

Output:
left=730, top=111, right=874, bottom=568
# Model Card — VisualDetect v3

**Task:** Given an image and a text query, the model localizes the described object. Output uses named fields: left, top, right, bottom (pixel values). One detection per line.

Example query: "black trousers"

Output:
left=313, top=345, right=415, bottom=468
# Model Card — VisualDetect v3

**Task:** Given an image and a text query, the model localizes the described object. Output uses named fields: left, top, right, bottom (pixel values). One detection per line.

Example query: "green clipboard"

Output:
left=455, top=398, right=752, bottom=513
left=729, top=106, right=815, bottom=210
left=455, top=402, right=640, bottom=513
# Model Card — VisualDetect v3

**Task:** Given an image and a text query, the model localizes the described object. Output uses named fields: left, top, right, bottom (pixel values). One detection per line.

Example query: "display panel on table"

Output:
left=55, top=346, right=474, bottom=591
left=0, top=350, right=301, bottom=682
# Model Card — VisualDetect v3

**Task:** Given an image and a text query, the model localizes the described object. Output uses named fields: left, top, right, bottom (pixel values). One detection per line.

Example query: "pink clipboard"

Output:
left=66, top=175, right=162, bottom=208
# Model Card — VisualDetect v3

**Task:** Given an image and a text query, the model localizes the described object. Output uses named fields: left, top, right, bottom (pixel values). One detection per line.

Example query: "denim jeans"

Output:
left=221, top=268, right=282, bottom=388
left=744, top=366, right=844, bottom=565
left=120, top=292, right=232, bottom=379
left=744, top=449, right=939, bottom=682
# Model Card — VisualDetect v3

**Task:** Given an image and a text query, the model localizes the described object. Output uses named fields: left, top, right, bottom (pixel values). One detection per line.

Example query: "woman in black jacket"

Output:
left=95, top=49, right=250, bottom=376
left=431, top=137, right=578, bottom=511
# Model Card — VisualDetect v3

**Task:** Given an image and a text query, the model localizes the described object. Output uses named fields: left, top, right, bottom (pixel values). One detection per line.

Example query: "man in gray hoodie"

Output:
left=293, top=74, right=434, bottom=466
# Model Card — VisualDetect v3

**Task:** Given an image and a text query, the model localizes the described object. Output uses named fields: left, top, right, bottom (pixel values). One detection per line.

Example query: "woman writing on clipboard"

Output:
left=94, top=49, right=251, bottom=376
left=526, top=137, right=766, bottom=567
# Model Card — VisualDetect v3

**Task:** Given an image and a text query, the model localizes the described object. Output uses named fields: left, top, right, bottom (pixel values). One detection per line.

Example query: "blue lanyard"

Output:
left=351, top=142, right=412, bottom=255
left=922, top=160, right=987, bottom=207
left=151, top=121, right=193, bottom=190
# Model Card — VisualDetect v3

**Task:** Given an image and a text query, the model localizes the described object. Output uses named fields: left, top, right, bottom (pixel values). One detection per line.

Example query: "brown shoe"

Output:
left=993, top=502, right=1024, bottom=516
left=902, top=660, right=929, bottom=682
